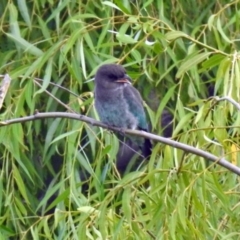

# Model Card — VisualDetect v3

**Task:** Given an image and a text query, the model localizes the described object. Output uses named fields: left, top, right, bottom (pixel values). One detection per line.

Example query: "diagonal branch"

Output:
left=0, top=111, right=240, bottom=175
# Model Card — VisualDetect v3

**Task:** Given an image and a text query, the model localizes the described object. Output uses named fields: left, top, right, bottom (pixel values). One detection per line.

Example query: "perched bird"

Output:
left=94, top=64, right=152, bottom=171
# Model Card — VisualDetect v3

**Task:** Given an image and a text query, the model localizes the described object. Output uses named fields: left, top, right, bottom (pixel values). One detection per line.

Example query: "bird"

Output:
left=94, top=64, right=152, bottom=172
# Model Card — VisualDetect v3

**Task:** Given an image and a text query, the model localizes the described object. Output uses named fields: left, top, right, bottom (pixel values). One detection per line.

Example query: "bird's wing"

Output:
left=123, top=85, right=152, bottom=158
left=123, top=85, right=148, bottom=130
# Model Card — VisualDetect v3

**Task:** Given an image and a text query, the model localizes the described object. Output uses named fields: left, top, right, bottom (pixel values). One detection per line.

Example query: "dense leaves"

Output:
left=0, top=0, right=240, bottom=239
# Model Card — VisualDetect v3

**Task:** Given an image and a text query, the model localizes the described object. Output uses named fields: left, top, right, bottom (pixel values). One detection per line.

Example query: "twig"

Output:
left=34, top=80, right=76, bottom=113
left=0, top=111, right=240, bottom=176
left=215, top=96, right=240, bottom=111
left=204, top=95, right=240, bottom=121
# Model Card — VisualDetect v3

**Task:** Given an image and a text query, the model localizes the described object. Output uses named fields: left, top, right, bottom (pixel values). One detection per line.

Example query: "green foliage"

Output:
left=0, top=0, right=240, bottom=239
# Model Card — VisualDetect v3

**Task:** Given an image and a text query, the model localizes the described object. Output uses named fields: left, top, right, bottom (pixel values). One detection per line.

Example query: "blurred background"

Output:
left=0, top=0, right=240, bottom=239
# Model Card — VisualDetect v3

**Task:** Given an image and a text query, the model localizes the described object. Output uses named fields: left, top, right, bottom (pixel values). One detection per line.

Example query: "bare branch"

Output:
left=216, top=96, right=240, bottom=111
left=0, top=111, right=240, bottom=175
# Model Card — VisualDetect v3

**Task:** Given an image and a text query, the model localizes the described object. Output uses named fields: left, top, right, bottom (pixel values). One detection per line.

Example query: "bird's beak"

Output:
left=115, top=75, right=132, bottom=84
left=115, top=79, right=131, bottom=84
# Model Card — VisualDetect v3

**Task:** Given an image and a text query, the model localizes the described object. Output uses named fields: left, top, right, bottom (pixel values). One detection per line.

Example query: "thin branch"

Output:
left=32, top=77, right=80, bottom=98
left=0, top=112, right=240, bottom=175
left=34, top=80, right=76, bottom=113
left=204, top=95, right=240, bottom=121
left=215, top=96, right=240, bottom=111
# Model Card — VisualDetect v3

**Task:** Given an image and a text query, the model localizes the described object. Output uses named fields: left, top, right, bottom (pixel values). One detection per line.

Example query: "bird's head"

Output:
left=95, top=64, right=132, bottom=89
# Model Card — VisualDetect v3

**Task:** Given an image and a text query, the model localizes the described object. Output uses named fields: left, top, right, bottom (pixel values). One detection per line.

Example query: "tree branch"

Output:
left=0, top=112, right=240, bottom=175
left=215, top=96, right=240, bottom=111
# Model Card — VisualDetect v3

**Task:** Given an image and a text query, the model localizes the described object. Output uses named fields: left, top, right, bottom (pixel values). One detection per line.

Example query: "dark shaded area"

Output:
left=161, top=109, right=174, bottom=138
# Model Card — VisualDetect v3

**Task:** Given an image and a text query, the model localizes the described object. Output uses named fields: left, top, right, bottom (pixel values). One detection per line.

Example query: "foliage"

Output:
left=0, top=0, right=240, bottom=239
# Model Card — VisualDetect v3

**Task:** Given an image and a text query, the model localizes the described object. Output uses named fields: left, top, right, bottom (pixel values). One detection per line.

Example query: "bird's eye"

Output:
left=108, top=74, right=117, bottom=80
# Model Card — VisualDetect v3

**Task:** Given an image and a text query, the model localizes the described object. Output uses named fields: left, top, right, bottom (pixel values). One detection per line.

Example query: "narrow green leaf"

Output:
left=50, top=129, right=78, bottom=145
left=37, top=16, right=53, bottom=44
left=207, top=14, right=215, bottom=31
left=216, top=17, right=232, bottom=43
left=80, top=38, right=87, bottom=79
left=6, top=33, right=43, bottom=57
left=9, top=3, right=21, bottom=37
left=77, top=13, right=100, bottom=19
left=14, top=197, right=27, bottom=215
left=130, top=49, right=141, bottom=63
left=46, top=0, right=69, bottom=23
left=215, top=57, right=231, bottom=94
left=173, top=112, right=193, bottom=135
left=201, top=54, right=225, bottom=69
left=13, top=164, right=29, bottom=204
left=165, top=31, right=188, bottom=41
left=0, top=225, right=15, bottom=236
left=194, top=105, right=205, bottom=124
left=17, top=0, right=32, bottom=29
left=43, top=118, right=62, bottom=156
left=83, top=33, right=95, bottom=51
left=119, top=22, right=130, bottom=35
left=43, top=219, right=52, bottom=238
left=122, top=187, right=132, bottom=224
left=97, top=22, right=111, bottom=50
left=176, top=52, right=212, bottom=78
left=36, top=181, right=63, bottom=211
left=235, top=59, right=240, bottom=99
left=177, top=194, right=186, bottom=229
left=223, top=60, right=231, bottom=96
left=102, top=1, right=123, bottom=12
left=34, top=57, right=53, bottom=95
left=154, top=85, right=177, bottom=129
left=113, top=0, right=131, bottom=14
left=46, top=188, right=70, bottom=212
left=116, top=33, right=137, bottom=44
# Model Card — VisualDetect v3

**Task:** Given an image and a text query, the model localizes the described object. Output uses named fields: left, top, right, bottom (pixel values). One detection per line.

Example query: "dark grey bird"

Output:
left=94, top=64, right=152, bottom=171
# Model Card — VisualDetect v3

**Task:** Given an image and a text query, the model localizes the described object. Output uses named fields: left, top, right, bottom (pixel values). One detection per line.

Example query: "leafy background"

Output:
left=0, top=0, right=240, bottom=239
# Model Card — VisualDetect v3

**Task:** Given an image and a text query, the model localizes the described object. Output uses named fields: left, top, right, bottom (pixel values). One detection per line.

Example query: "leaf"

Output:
left=83, top=32, right=95, bottom=52
left=235, top=58, right=240, bottom=99
left=177, top=194, right=186, bottom=230
left=173, top=112, right=193, bottom=135
left=165, top=31, right=188, bottom=41
left=116, top=33, right=137, bottom=44
left=13, top=164, right=30, bottom=204
left=37, top=16, right=53, bottom=44
left=44, top=118, right=65, bottom=152
left=215, top=57, right=231, bottom=94
left=80, top=38, right=87, bottom=79
left=154, top=85, right=177, bottom=129
left=176, top=52, right=212, bottom=78
left=34, top=57, right=53, bottom=95
left=102, top=1, right=123, bottom=12
left=17, top=0, right=32, bottom=29
left=36, top=180, right=63, bottom=211
left=216, top=17, right=232, bottom=43
left=78, top=206, right=100, bottom=215
left=9, top=3, right=21, bottom=37
left=6, top=33, right=43, bottom=57
left=76, top=13, right=100, bottom=19
left=0, top=225, right=15, bottom=236
left=122, top=187, right=132, bottom=224
left=46, top=188, right=70, bottom=213
left=130, top=49, right=141, bottom=62
left=201, top=54, right=225, bottom=69
left=207, top=14, right=216, bottom=31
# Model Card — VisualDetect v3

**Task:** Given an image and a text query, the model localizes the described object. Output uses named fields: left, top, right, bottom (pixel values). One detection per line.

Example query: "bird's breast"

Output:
left=95, top=86, right=137, bottom=129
